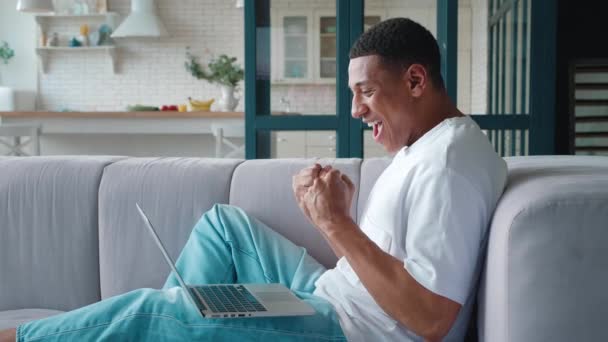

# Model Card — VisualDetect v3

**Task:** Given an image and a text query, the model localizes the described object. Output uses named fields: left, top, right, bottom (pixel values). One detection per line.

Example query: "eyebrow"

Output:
left=349, top=80, right=371, bottom=90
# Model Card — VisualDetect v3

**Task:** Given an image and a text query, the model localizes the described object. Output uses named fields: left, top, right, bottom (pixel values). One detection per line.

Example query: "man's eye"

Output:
left=362, top=90, right=374, bottom=97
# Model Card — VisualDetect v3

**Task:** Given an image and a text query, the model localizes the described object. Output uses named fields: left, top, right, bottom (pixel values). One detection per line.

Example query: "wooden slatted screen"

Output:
left=573, top=62, right=608, bottom=155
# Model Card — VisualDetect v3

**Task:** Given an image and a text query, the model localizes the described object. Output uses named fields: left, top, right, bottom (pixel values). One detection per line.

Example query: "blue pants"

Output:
left=18, top=204, right=346, bottom=341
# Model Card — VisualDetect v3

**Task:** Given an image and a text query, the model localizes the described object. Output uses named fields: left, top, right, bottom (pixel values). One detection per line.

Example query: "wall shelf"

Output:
left=36, top=46, right=118, bottom=74
left=34, top=12, right=119, bottom=26
left=33, top=12, right=120, bottom=74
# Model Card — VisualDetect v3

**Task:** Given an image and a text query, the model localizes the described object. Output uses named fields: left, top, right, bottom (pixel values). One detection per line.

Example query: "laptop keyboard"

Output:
left=196, top=285, right=267, bottom=313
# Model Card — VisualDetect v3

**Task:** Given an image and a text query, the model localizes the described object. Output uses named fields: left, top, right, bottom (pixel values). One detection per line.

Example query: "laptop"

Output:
left=135, top=203, right=316, bottom=319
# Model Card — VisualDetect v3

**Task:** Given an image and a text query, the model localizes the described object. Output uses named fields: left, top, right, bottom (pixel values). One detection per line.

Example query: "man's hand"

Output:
left=292, top=164, right=355, bottom=231
left=301, top=168, right=356, bottom=234
left=292, top=163, right=322, bottom=222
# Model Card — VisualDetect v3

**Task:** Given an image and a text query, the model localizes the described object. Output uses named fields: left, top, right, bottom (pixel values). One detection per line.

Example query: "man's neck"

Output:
left=409, top=91, right=463, bottom=145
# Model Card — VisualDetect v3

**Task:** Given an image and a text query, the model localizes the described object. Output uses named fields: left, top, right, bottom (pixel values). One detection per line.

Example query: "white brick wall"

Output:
left=470, top=0, right=488, bottom=114
left=39, top=0, right=244, bottom=112
left=37, top=0, right=487, bottom=116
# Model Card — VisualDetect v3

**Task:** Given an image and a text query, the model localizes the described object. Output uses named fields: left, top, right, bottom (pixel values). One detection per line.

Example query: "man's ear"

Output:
left=405, top=64, right=427, bottom=97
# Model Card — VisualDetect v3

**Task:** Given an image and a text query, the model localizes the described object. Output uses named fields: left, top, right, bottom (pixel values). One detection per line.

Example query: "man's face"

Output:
left=348, top=55, right=418, bottom=153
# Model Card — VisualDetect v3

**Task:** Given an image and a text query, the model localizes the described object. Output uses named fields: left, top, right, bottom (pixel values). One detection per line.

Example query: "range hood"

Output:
left=111, top=0, right=169, bottom=38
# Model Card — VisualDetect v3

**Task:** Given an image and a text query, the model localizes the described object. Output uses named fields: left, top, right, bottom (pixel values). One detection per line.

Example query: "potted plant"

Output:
left=0, top=41, right=15, bottom=111
left=185, top=48, right=244, bottom=111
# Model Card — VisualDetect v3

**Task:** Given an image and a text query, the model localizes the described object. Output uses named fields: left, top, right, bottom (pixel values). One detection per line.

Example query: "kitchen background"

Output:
left=0, top=0, right=488, bottom=157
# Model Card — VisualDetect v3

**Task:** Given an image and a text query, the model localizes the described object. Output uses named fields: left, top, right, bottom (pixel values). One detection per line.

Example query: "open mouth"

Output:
left=368, top=121, right=383, bottom=141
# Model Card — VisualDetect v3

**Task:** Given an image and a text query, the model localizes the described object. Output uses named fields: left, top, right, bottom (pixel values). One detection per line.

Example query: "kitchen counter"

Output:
left=0, top=111, right=243, bottom=135
left=0, top=111, right=243, bottom=119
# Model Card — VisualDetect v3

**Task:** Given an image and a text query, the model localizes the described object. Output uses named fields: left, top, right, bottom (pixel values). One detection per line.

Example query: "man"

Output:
left=1, top=17, right=506, bottom=342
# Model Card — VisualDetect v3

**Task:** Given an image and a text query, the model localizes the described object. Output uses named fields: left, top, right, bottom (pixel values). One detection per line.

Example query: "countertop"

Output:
left=0, top=111, right=244, bottom=118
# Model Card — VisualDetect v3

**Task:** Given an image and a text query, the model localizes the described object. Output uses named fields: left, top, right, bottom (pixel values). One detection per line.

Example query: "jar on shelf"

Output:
left=47, top=33, right=59, bottom=47
left=52, top=0, right=71, bottom=15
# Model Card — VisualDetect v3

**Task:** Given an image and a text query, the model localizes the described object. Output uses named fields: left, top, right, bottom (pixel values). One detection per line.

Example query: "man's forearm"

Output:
left=320, top=219, right=460, bottom=341
left=318, top=228, right=344, bottom=259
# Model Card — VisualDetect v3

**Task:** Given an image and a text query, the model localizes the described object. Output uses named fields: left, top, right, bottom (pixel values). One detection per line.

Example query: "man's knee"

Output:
left=198, top=204, right=249, bottom=233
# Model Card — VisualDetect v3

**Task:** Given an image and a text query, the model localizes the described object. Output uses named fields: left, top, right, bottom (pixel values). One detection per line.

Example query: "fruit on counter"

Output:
left=160, top=105, right=179, bottom=111
left=188, top=97, right=214, bottom=111
left=127, top=104, right=159, bottom=111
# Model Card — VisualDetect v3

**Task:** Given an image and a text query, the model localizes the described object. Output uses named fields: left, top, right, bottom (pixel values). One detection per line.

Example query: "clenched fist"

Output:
left=292, top=164, right=355, bottom=234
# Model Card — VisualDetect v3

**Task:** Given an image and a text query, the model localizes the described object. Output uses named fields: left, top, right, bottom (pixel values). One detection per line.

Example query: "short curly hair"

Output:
left=350, top=17, right=444, bottom=88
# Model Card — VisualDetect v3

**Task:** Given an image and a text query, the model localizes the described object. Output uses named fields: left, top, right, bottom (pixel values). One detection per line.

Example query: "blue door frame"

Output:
left=244, top=0, right=556, bottom=158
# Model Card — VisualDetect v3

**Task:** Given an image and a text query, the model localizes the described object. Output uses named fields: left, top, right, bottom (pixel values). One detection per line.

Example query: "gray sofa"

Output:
left=1, top=156, right=607, bottom=341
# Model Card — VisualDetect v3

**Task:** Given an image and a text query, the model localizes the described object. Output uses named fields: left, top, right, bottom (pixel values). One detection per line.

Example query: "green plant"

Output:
left=0, top=41, right=15, bottom=65
left=185, top=49, right=244, bottom=88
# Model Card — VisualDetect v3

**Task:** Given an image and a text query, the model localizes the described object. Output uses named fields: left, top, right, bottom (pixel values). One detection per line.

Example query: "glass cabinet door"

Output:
left=282, top=16, right=309, bottom=80
left=319, top=16, right=337, bottom=79
left=317, top=15, right=381, bottom=81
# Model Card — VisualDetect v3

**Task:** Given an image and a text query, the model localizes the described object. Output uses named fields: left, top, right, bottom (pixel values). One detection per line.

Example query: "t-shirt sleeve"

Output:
left=403, top=166, right=489, bottom=305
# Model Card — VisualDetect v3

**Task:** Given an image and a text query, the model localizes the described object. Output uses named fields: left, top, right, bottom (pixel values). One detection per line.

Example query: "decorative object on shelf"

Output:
left=53, top=0, right=71, bottom=15
left=89, top=31, right=99, bottom=46
left=111, top=0, right=168, bottom=38
left=47, top=32, right=59, bottom=47
left=97, top=24, right=114, bottom=45
left=95, top=0, right=108, bottom=14
left=69, top=37, right=82, bottom=47
left=185, top=49, right=244, bottom=112
left=78, top=24, right=90, bottom=46
left=71, top=0, right=87, bottom=15
left=40, top=32, right=47, bottom=47
left=16, top=0, right=54, bottom=13
left=0, top=41, right=16, bottom=110
left=188, top=97, right=214, bottom=111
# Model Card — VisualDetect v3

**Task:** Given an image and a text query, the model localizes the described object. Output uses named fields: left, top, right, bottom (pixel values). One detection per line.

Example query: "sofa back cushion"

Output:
left=98, top=158, right=242, bottom=299
left=479, top=156, right=608, bottom=342
left=0, top=156, right=121, bottom=311
left=229, top=158, right=362, bottom=268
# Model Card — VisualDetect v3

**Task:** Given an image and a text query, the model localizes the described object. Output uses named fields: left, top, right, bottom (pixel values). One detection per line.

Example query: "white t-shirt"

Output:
left=313, top=116, right=508, bottom=341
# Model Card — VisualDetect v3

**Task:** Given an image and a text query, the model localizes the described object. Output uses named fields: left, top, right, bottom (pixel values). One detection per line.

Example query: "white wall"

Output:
left=38, top=0, right=244, bottom=112
left=0, top=0, right=38, bottom=111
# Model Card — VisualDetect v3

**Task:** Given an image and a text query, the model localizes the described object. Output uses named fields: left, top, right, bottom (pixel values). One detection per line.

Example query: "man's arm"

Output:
left=322, top=218, right=461, bottom=342
left=301, top=169, right=461, bottom=341
left=292, top=164, right=344, bottom=258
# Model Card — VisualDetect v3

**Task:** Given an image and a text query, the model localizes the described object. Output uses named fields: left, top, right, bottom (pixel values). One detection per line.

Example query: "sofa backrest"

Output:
left=478, top=156, right=608, bottom=342
left=0, top=156, right=121, bottom=311
left=97, top=158, right=242, bottom=299
left=228, top=158, right=362, bottom=269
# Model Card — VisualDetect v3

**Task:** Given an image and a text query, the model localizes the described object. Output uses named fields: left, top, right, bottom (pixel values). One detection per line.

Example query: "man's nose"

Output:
left=351, top=96, right=367, bottom=119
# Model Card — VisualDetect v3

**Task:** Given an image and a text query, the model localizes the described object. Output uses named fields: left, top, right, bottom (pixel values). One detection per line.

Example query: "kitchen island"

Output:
left=0, top=111, right=244, bottom=157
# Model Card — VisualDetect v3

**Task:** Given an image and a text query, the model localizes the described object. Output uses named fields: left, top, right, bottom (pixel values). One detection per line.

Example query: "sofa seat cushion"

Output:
left=0, top=309, right=64, bottom=330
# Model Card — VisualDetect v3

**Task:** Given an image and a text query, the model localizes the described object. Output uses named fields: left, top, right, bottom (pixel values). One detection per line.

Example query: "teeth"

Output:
left=366, top=121, right=380, bottom=127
